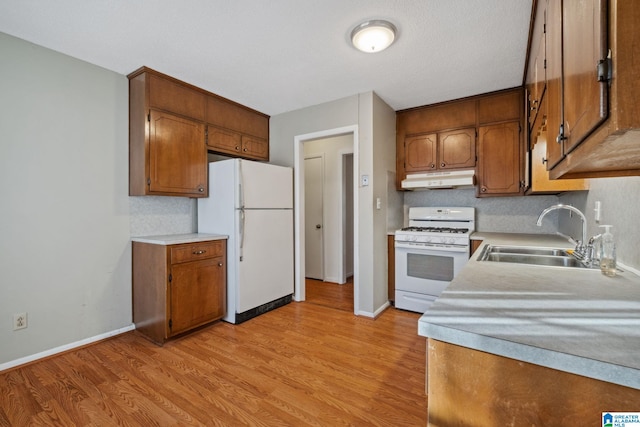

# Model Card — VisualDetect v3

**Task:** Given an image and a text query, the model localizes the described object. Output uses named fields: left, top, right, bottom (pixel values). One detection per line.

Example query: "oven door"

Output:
left=394, top=242, right=469, bottom=312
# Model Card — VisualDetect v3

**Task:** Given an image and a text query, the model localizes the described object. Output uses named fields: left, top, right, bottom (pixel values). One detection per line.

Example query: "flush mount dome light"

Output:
left=351, top=20, right=397, bottom=53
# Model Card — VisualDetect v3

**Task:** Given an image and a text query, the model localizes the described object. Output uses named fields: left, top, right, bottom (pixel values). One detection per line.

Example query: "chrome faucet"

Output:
left=536, top=204, right=588, bottom=254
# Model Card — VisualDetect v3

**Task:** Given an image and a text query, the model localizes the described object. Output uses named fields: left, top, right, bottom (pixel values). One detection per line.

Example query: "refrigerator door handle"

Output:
left=239, top=208, right=245, bottom=262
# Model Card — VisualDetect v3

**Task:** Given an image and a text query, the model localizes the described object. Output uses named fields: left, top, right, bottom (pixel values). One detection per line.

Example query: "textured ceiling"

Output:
left=0, top=0, right=533, bottom=116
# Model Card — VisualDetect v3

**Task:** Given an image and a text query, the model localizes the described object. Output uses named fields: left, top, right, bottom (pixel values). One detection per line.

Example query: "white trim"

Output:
left=357, top=301, right=391, bottom=318
left=294, top=125, right=360, bottom=316
left=0, top=324, right=135, bottom=372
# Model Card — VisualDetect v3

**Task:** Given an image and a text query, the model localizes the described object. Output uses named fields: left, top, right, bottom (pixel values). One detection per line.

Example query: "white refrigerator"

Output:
left=197, top=159, right=294, bottom=324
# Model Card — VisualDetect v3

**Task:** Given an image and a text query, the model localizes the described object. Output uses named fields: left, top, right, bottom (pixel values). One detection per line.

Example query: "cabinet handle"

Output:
left=192, top=250, right=207, bottom=255
left=218, top=262, right=223, bottom=267
left=542, top=157, right=547, bottom=164
left=556, top=124, right=566, bottom=144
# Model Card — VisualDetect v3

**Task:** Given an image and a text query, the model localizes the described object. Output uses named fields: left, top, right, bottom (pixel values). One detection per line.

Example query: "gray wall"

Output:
left=560, top=177, right=640, bottom=270
left=0, top=33, right=131, bottom=365
left=0, top=32, right=194, bottom=367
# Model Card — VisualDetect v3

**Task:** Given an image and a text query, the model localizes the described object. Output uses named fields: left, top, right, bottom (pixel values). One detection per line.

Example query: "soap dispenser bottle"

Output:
left=599, top=225, right=616, bottom=277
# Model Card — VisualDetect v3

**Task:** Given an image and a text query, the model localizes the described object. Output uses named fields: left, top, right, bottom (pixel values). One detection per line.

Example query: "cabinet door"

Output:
left=206, top=125, right=242, bottom=155
left=545, top=0, right=563, bottom=168
left=405, top=133, right=437, bottom=172
left=438, top=128, right=476, bottom=169
left=562, top=0, right=608, bottom=154
left=169, top=256, right=226, bottom=337
left=241, top=135, right=269, bottom=161
left=526, top=0, right=547, bottom=130
left=149, top=110, right=207, bottom=196
left=477, top=121, right=522, bottom=196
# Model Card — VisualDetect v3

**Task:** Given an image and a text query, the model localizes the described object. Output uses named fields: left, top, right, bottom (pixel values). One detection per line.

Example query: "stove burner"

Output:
left=400, top=226, right=469, bottom=234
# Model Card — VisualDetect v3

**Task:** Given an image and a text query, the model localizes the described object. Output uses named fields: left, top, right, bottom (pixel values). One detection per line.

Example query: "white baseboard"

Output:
left=0, top=324, right=136, bottom=372
left=356, top=301, right=391, bottom=318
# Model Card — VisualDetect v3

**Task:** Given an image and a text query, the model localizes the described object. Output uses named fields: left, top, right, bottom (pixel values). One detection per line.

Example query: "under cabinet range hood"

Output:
left=401, top=169, right=476, bottom=190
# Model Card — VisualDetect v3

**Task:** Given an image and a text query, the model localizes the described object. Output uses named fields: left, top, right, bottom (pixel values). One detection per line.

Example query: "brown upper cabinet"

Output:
left=128, top=67, right=270, bottom=197
left=205, top=96, right=269, bottom=161
left=129, top=69, right=208, bottom=197
left=526, top=0, right=640, bottom=179
left=397, top=87, right=524, bottom=197
left=404, top=128, right=476, bottom=173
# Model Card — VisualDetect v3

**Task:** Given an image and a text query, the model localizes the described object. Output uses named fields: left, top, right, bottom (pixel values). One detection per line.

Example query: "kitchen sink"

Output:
left=478, top=245, right=596, bottom=269
left=485, top=246, right=570, bottom=257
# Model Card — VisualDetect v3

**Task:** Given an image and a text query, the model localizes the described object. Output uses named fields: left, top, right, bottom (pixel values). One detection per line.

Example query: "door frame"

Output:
left=293, top=125, right=359, bottom=315
left=339, top=150, right=354, bottom=284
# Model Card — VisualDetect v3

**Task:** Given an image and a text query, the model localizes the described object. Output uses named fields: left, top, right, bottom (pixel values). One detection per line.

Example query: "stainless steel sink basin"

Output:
left=478, top=245, right=595, bottom=269
left=486, top=246, right=570, bottom=257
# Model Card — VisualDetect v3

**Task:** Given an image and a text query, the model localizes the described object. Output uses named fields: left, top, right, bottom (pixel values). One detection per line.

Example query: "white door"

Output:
left=237, top=209, right=294, bottom=313
left=305, top=156, right=324, bottom=280
left=239, top=159, right=293, bottom=209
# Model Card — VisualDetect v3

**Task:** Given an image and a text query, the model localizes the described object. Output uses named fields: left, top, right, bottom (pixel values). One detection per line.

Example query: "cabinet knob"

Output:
left=542, top=157, right=547, bottom=165
left=235, top=146, right=240, bottom=150
left=430, top=163, right=436, bottom=169
left=441, top=162, right=446, bottom=167
left=198, top=187, right=204, bottom=192
left=243, top=148, right=248, bottom=152
left=218, top=262, right=223, bottom=267
left=193, top=250, right=207, bottom=255
left=481, top=187, right=487, bottom=193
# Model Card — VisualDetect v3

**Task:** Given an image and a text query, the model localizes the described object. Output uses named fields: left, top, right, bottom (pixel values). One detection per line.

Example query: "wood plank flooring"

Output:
left=305, top=277, right=354, bottom=312
left=0, top=302, right=427, bottom=426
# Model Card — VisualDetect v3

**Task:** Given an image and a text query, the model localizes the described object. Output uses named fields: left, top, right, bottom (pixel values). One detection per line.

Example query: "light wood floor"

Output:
left=0, top=302, right=427, bottom=426
left=305, top=277, right=354, bottom=312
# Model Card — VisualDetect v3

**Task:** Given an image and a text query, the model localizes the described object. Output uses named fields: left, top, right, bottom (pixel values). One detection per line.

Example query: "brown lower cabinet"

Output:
left=427, top=339, right=640, bottom=425
left=133, top=238, right=227, bottom=345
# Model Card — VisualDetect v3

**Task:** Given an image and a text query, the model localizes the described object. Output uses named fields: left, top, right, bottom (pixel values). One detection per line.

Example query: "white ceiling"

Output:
left=0, top=0, right=533, bottom=116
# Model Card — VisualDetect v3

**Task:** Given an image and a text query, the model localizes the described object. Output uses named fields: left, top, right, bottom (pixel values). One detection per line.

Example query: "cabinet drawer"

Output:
left=170, top=241, right=224, bottom=264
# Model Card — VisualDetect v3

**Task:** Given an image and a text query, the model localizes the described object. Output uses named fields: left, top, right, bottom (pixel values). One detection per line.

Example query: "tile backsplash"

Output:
left=404, top=188, right=561, bottom=234
left=129, top=196, right=197, bottom=236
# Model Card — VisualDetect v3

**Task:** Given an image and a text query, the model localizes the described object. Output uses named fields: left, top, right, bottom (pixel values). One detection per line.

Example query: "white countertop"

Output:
left=131, top=233, right=228, bottom=245
left=419, top=232, right=640, bottom=390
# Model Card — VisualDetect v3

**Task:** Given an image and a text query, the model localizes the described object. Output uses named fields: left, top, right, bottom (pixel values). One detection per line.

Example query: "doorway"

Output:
left=293, top=126, right=359, bottom=315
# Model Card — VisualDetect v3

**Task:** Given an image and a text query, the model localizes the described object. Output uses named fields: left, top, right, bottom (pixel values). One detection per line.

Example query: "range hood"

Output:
left=401, top=169, right=476, bottom=190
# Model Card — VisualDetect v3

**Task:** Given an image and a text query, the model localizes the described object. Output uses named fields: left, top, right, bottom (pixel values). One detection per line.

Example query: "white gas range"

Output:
left=395, top=207, right=475, bottom=313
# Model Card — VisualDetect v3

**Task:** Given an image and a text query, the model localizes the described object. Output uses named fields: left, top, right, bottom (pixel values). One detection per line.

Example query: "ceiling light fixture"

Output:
left=350, top=20, right=397, bottom=53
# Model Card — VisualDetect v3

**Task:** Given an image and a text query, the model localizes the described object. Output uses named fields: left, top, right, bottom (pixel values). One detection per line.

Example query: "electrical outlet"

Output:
left=13, top=312, right=27, bottom=331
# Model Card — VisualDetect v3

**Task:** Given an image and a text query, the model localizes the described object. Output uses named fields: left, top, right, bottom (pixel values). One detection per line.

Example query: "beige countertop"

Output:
left=419, top=232, right=640, bottom=390
left=131, top=233, right=228, bottom=245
